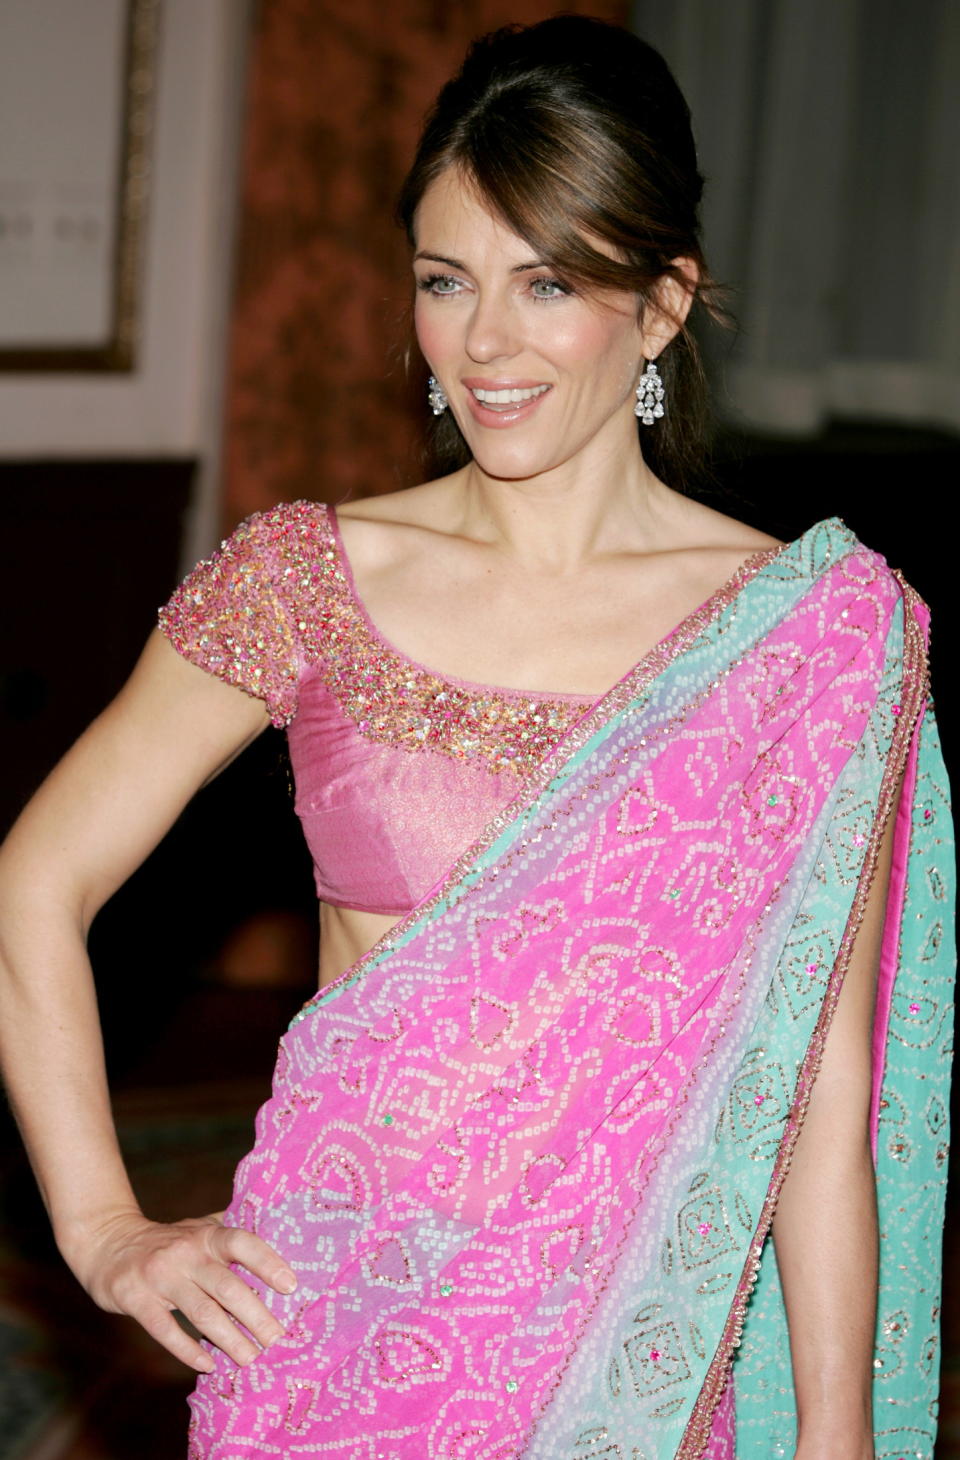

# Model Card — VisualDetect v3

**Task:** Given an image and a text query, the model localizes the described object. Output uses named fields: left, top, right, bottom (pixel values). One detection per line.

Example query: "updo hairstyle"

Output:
left=397, top=15, right=726, bottom=490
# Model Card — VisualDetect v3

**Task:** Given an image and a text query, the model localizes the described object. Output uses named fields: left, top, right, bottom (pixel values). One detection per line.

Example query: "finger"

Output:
left=210, top=1225, right=297, bottom=1295
left=135, top=1297, right=216, bottom=1374
left=196, top=1261, right=285, bottom=1351
left=179, top=1291, right=263, bottom=1368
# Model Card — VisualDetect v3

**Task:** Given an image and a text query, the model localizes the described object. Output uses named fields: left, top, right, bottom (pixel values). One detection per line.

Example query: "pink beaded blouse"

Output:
left=158, top=501, right=596, bottom=916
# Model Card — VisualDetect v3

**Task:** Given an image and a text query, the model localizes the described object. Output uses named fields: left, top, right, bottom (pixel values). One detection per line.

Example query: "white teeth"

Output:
left=472, top=384, right=550, bottom=404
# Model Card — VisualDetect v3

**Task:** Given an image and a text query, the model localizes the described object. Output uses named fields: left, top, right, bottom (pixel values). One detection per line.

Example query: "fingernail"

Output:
left=197, top=1358, right=215, bottom=1374
left=278, top=1271, right=296, bottom=1294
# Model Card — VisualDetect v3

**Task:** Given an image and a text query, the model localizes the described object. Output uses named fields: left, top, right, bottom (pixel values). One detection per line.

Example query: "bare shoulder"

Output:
left=635, top=496, right=785, bottom=609
left=330, top=482, right=783, bottom=587
left=331, top=477, right=466, bottom=572
left=334, top=476, right=457, bottom=525
left=674, top=496, right=783, bottom=555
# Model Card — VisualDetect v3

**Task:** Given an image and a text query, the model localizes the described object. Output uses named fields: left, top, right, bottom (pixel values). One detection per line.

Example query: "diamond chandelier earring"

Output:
left=427, top=375, right=448, bottom=415
left=635, top=360, right=665, bottom=425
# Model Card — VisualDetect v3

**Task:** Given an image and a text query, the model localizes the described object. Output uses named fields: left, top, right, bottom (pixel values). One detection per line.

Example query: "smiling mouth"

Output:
left=470, top=384, right=551, bottom=408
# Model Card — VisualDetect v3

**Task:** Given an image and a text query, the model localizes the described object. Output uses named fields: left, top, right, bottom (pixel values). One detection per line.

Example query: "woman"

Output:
left=0, top=16, right=952, bottom=1459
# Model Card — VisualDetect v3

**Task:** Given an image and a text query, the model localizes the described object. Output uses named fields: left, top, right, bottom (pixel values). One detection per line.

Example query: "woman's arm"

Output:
left=772, top=799, right=897, bottom=1460
left=0, top=629, right=298, bottom=1372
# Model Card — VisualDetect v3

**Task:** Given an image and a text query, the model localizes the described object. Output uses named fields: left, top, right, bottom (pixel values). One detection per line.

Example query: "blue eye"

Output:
left=415, top=271, right=572, bottom=301
left=417, top=273, right=461, bottom=296
left=530, top=277, right=570, bottom=300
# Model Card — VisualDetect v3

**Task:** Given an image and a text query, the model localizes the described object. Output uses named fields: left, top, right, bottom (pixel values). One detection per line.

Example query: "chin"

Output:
left=466, top=440, right=561, bottom=482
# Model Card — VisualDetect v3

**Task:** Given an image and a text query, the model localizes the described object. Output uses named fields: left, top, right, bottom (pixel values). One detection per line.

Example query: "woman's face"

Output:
left=413, top=169, right=648, bottom=482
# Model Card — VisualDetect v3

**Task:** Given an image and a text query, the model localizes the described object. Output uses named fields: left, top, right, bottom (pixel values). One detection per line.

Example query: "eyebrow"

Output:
left=413, top=251, right=549, bottom=274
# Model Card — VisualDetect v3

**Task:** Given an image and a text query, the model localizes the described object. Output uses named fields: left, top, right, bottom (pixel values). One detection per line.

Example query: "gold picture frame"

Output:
left=0, top=0, right=160, bottom=372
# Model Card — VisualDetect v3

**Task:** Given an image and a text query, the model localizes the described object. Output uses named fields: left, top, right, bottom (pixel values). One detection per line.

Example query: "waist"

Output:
left=318, top=900, right=405, bottom=988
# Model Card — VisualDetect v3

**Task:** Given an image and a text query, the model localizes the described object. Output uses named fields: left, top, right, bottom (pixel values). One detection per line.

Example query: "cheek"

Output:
left=552, top=312, right=642, bottom=376
left=414, top=299, right=452, bottom=367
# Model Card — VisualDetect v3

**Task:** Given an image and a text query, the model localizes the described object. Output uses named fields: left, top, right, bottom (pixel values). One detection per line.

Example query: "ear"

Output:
left=639, top=256, right=700, bottom=359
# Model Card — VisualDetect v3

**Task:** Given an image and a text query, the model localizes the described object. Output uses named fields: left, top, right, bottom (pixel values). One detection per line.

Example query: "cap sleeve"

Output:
left=158, top=506, right=301, bottom=727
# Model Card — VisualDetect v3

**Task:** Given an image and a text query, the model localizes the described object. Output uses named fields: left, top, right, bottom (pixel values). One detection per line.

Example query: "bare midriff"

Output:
left=318, top=902, right=405, bottom=989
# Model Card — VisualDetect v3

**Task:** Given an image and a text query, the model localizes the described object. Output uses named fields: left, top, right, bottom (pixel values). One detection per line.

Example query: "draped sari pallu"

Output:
left=187, top=521, right=954, bottom=1459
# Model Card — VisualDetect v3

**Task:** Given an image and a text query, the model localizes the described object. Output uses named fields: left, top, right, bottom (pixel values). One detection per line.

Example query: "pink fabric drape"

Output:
left=183, top=523, right=949, bottom=1458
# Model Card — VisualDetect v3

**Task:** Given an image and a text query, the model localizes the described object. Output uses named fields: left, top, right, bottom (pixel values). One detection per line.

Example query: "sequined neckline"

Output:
left=308, top=502, right=797, bottom=777
left=286, top=506, right=843, bottom=778
left=299, top=516, right=856, bottom=1011
left=326, top=505, right=597, bottom=705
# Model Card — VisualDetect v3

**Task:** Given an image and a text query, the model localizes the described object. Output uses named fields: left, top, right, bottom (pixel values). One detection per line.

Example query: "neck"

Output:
left=453, top=440, right=679, bottom=573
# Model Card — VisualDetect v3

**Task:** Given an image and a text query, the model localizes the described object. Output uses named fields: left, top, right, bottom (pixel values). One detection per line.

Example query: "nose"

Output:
left=464, top=289, right=520, bottom=363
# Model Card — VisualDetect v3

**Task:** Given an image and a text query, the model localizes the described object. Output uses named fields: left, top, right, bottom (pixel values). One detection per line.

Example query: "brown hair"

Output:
left=396, top=15, right=727, bottom=489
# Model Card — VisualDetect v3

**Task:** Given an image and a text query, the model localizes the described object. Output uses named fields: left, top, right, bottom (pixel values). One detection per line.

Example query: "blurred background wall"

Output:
left=0, top=2, right=957, bottom=1456
left=0, top=0, right=252, bottom=841
left=634, top=0, right=960, bottom=435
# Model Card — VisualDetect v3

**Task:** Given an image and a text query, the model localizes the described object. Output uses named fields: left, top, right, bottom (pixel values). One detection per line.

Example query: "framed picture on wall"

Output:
left=0, top=0, right=159, bottom=372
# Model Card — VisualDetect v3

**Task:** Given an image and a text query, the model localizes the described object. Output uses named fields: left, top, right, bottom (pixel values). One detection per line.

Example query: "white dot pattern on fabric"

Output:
left=180, top=521, right=952, bottom=1459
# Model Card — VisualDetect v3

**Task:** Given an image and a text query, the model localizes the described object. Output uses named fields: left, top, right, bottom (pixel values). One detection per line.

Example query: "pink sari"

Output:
left=187, top=519, right=953, bottom=1458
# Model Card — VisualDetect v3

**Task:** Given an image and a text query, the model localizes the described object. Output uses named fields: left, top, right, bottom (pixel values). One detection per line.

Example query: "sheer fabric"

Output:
left=176, top=519, right=953, bottom=1457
